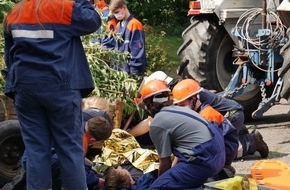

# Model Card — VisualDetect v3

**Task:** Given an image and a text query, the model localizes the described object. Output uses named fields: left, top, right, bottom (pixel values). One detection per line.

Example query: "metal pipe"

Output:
left=262, top=0, right=267, bottom=29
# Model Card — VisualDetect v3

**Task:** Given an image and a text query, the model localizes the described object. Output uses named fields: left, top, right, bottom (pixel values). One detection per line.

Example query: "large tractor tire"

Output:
left=279, top=28, right=290, bottom=105
left=177, top=15, right=261, bottom=119
left=0, top=120, right=25, bottom=188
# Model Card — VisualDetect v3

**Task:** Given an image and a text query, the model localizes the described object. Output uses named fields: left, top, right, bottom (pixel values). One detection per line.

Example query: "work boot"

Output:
left=213, top=165, right=236, bottom=180
left=224, top=165, right=236, bottom=176
left=253, top=129, right=269, bottom=158
left=239, top=125, right=249, bottom=136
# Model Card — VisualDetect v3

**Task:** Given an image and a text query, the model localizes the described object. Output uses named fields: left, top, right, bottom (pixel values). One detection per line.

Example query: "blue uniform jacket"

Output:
left=102, top=15, right=147, bottom=75
left=4, top=0, right=101, bottom=98
left=199, top=89, right=244, bottom=112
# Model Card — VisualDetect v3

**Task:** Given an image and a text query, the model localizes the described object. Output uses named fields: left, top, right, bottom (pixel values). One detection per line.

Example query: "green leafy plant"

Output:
left=127, top=0, right=189, bottom=35
left=144, top=25, right=168, bottom=73
left=0, top=0, right=16, bottom=91
left=82, top=33, right=139, bottom=117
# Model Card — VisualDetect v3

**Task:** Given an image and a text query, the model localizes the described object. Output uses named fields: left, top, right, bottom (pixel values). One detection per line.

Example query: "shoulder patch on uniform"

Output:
left=127, top=18, right=143, bottom=32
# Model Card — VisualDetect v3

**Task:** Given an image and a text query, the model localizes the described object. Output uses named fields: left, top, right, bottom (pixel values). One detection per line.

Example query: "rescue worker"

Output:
left=95, top=0, right=117, bottom=31
left=82, top=109, right=114, bottom=189
left=83, top=108, right=113, bottom=155
left=95, top=0, right=109, bottom=14
left=172, top=79, right=239, bottom=178
left=3, top=0, right=101, bottom=189
left=98, top=0, right=118, bottom=34
left=18, top=109, right=113, bottom=190
left=102, top=0, right=147, bottom=76
left=93, top=0, right=117, bottom=44
left=141, top=71, right=269, bottom=159
left=140, top=79, right=225, bottom=189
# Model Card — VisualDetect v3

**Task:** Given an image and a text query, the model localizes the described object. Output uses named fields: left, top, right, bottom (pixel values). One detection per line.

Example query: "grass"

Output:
left=160, top=34, right=183, bottom=78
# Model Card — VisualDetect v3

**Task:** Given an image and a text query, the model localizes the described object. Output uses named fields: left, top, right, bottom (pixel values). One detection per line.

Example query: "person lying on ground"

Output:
left=92, top=128, right=159, bottom=177
left=103, top=163, right=157, bottom=190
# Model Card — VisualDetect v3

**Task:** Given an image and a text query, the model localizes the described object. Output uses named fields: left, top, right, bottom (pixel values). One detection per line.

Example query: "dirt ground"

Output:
left=232, top=98, right=290, bottom=175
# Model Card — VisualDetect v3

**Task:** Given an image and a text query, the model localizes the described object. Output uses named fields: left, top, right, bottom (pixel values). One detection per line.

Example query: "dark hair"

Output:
left=143, top=92, right=172, bottom=117
left=87, top=116, right=113, bottom=141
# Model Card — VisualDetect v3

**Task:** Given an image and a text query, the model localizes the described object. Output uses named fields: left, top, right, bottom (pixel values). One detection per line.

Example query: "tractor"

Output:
left=177, top=0, right=290, bottom=119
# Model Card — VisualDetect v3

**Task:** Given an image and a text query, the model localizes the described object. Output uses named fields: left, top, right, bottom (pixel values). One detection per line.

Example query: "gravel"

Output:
left=232, top=99, right=290, bottom=175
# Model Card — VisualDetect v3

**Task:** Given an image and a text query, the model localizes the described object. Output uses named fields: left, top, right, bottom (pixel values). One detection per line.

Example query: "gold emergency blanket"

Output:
left=93, top=129, right=159, bottom=173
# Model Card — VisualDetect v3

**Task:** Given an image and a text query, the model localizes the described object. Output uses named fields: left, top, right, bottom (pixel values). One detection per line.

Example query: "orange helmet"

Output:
left=172, top=79, right=203, bottom=104
left=140, top=79, right=170, bottom=100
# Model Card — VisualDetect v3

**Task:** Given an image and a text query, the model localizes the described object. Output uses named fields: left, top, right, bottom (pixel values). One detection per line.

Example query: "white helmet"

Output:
left=138, top=71, right=173, bottom=93
left=145, top=71, right=173, bottom=85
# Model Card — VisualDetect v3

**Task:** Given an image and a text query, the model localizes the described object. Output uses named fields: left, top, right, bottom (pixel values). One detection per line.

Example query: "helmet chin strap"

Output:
left=190, top=97, right=198, bottom=111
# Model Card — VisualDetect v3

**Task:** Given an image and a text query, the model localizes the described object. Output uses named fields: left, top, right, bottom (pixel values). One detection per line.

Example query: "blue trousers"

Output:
left=14, top=90, right=87, bottom=190
left=225, top=109, right=244, bottom=131
left=221, top=119, right=239, bottom=166
left=225, top=110, right=256, bottom=157
left=148, top=122, right=225, bottom=189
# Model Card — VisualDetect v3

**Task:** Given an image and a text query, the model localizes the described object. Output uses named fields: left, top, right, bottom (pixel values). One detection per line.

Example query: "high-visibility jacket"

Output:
left=102, top=15, right=147, bottom=75
left=83, top=132, right=89, bottom=155
left=198, top=103, right=239, bottom=165
left=4, top=0, right=101, bottom=99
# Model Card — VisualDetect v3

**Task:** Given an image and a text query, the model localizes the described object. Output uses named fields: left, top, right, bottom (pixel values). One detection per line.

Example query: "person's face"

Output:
left=177, top=96, right=198, bottom=110
left=115, top=166, right=135, bottom=185
left=113, top=6, right=125, bottom=20
left=88, top=134, right=96, bottom=145
left=177, top=98, right=190, bottom=107
left=87, top=133, right=105, bottom=148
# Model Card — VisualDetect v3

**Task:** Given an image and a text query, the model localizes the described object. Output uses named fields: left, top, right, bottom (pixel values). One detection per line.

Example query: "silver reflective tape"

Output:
left=12, top=30, right=54, bottom=39
left=236, top=141, right=243, bottom=158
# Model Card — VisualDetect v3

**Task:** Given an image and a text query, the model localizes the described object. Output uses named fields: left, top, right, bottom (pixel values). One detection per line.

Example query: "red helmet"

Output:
left=140, top=79, right=170, bottom=100
left=172, top=79, right=203, bottom=104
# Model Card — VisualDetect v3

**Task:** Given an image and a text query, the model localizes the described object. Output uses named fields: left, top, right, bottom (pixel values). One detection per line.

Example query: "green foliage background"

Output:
left=0, top=1, right=17, bottom=91
left=126, top=0, right=189, bottom=36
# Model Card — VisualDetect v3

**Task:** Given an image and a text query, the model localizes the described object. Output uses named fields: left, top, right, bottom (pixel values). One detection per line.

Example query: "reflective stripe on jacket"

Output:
left=102, top=15, right=147, bottom=75
left=4, top=0, right=101, bottom=98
